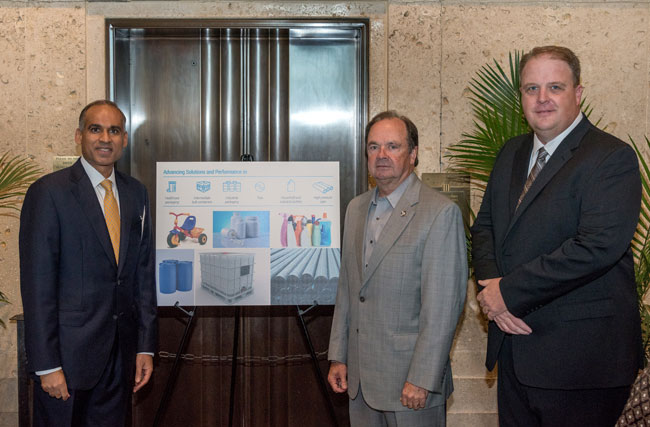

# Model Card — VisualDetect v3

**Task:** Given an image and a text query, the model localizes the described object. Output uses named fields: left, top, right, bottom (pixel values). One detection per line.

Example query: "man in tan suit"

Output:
left=327, top=111, right=467, bottom=426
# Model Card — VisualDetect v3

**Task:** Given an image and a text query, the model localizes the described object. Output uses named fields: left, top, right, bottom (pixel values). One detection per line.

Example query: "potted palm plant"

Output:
left=446, top=52, right=650, bottom=359
left=0, top=153, right=42, bottom=327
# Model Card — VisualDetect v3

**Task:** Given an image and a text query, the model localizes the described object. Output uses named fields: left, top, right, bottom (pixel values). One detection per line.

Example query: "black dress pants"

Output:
left=33, top=336, right=130, bottom=427
left=497, top=336, right=630, bottom=427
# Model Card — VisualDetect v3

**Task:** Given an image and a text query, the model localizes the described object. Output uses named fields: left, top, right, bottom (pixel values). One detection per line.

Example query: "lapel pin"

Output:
left=400, top=210, right=406, bottom=217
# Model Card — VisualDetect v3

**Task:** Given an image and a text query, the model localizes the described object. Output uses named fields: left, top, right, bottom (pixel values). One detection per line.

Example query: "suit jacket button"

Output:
left=113, top=314, right=118, bottom=320
left=359, top=296, right=365, bottom=302
left=117, top=279, right=122, bottom=286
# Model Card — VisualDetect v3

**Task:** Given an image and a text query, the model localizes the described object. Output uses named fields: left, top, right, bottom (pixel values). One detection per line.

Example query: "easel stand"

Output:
left=227, top=304, right=339, bottom=427
left=228, top=306, right=241, bottom=427
left=296, top=302, right=340, bottom=427
left=153, top=302, right=196, bottom=427
left=154, top=155, right=339, bottom=426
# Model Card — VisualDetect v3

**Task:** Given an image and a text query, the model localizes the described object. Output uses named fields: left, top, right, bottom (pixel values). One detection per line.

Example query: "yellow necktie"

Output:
left=100, top=179, right=120, bottom=263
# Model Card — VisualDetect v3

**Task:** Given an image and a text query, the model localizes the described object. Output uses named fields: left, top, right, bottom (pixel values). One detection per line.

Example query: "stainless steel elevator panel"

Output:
left=289, top=28, right=363, bottom=216
left=109, top=21, right=368, bottom=223
left=113, top=28, right=202, bottom=220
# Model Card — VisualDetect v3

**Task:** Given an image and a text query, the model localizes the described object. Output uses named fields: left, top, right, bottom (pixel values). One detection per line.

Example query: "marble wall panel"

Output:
left=0, top=6, right=27, bottom=424
left=0, top=217, right=20, bottom=346
left=0, top=380, right=17, bottom=414
left=369, top=16, right=388, bottom=118
left=440, top=3, right=649, bottom=170
left=447, top=376, right=498, bottom=414
left=451, top=281, right=491, bottom=374
left=441, top=0, right=648, bottom=3
left=387, top=3, right=442, bottom=172
left=0, top=6, right=27, bottom=156
left=448, top=412, right=498, bottom=427
left=0, top=411, right=18, bottom=427
left=24, top=3, right=86, bottom=169
left=0, top=216, right=20, bottom=423
left=86, top=14, right=105, bottom=101
left=645, top=9, right=650, bottom=160
left=86, top=2, right=384, bottom=21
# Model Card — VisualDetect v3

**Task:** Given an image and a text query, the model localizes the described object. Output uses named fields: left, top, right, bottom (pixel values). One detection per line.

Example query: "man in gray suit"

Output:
left=327, top=111, right=467, bottom=426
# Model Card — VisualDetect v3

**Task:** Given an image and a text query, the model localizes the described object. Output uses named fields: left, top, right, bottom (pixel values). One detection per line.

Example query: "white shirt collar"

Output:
left=80, top=156, right=116, bottom=189
left=532, top=112, right=583, bottom=159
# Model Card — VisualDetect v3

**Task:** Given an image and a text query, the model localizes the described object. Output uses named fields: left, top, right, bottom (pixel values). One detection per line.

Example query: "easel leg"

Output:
left=153, top=303, right=196, bottom=427
left=228, top=306, right=241, bottom=427
left=297, top=303, right=340, bottom=427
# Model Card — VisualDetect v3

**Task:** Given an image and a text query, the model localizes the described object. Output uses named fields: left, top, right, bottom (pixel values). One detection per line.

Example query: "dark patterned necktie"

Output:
left=517, top=147, right=549, bottom=210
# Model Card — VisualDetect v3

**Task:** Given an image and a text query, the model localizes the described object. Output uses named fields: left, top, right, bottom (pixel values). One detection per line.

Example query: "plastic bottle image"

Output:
left=245, top=216, right=259, bottom=238
left=294, top=215, right=304, bottom=247
left=230, top=212, right=246, bottom=238
left=320, top=212, right=332, bottom=246
left=287, top=215, right=297, bottom=247
left=279, top=213, right=288, bottom=247
left=300, top=218, right=312, bottom=247
left=304, top=220, right=313, bottom=247
left=312, top=217, right=321, bottom=246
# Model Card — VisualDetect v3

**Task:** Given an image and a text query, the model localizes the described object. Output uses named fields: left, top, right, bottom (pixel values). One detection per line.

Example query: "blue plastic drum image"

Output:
left=176, top=261, right=193, bottom=292
left=159, top=260, right=177, bottom=294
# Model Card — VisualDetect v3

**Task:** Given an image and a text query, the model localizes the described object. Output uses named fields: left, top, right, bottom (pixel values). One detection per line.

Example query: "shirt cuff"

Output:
left=36, top=354, right=154, bottom=375
left=35, top=367, right=62, bottom=376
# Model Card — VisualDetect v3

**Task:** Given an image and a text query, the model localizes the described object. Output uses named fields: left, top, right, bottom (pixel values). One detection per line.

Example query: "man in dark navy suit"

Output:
left=472, top=46, right=643, bottom=426
left=20, top=100, right=157, bottom=426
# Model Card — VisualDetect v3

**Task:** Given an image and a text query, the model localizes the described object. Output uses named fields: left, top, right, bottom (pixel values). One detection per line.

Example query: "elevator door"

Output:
left=111, top=22, right=368, bottom=225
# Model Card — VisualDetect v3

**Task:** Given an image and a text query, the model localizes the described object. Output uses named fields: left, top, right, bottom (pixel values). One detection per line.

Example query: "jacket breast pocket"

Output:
left=557, top=298, right=615, bottom=321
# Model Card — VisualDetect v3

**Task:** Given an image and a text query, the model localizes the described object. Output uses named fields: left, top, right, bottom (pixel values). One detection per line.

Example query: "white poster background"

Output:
left=155, top=162, right=340, bottom=306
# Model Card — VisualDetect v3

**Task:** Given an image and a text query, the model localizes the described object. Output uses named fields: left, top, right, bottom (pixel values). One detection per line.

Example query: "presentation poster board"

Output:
left=156, top=162, right=340, bottom=306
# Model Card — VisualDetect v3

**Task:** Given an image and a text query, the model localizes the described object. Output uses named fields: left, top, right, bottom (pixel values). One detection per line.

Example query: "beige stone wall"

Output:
left=1, top=1, right=648, bottom=425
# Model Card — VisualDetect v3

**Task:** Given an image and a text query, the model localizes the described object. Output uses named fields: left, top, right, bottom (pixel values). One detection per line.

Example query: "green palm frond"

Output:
left=0, top=153, right=42, bottom=218
left=630, top=136, right=650, bottom=355
left=0, top=152, right=42, bottom=328
left=446, top=51, right=529, bottom=191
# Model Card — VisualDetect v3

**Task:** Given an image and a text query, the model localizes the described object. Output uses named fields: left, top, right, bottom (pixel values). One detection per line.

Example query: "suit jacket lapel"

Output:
left=509, top=137, right=533, bottom=217
left=115, top=171, right=132, bottom=275
left=506, top=116, right=591, bottom=235
left=361, top=178, right=420, bottom=289
left=69, top=160, right=117, bottom=267
left=353, top=190, right=373, bottom=281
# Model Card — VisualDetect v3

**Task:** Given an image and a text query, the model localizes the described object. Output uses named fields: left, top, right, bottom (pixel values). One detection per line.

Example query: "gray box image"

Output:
left=200, top=252, right=254, bottom=304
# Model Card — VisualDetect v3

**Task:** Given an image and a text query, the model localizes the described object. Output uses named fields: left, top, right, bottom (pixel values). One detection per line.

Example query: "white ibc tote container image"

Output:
left=200, top=252, right=255, bottom=304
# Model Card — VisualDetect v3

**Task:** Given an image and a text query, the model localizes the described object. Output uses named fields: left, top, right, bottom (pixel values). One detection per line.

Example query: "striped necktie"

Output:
left=100, top=179, right=120, bottom=263
left=517, top=147, right=549, bottom=210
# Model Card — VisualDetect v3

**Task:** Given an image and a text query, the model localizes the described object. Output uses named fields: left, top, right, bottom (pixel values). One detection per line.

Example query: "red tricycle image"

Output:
left=167, top=212, right=208, bottom=248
